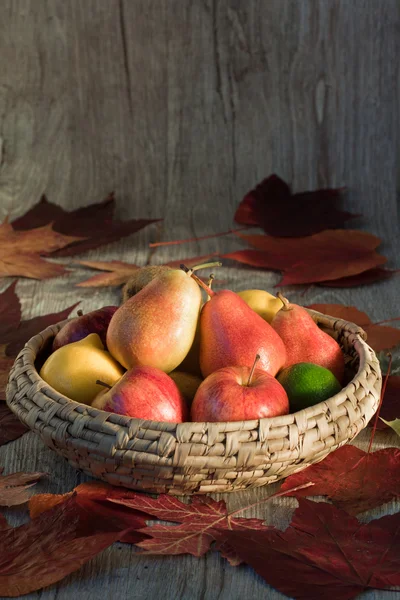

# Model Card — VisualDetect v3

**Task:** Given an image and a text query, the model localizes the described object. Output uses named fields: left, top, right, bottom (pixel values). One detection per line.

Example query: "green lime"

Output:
left=277, top=362, right=342, bottom=412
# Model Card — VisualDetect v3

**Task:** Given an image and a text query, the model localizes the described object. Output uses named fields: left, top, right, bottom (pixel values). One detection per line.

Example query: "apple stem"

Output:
left=77, top=309, right=84, bottom=317
left=181, top=265, right=216, bottom=297
left=277, top=292, right=290, bottom=310
left=96, top=379, right=112, bottom=390
left=247, top=354, right=260, bottom=386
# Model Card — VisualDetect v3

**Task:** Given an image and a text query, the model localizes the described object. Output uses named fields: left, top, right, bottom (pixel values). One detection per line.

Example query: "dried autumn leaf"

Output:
left=0, top=402, right=28, bottom=445
left=29, top=481, right=150, bottom=544
left=165, top=254, right=221, bottom=269
left=75, top=254, right=220, bottom=288
left=110, top=491, right=273, bottom=563
left=222, top=498, right=400, bottom=600
left=3, top=302, right=80, bottom=357
left=234, top=174, right=356, bottom=237
left=381, top=418, right=400, bottom=436
left=372, top=376, right=400, bottom=430
left=13, top=194, right=161, bottom=257
left=377, top=347, right=400, bottom=376
left=224, top=230, right=386, bottom=286
left=322, top=267, right=398, bottom=287
left=307, top=303, right=400, bottom=352
left=0, top=347, right=14, bottom=401
left=0, top=220, right=83, bottom=280
left=0, top=282, right=21, bottom=336
left=0, top=468, right=45, bottom=506
left=0, top=493, right=145, bottom=598
left=76, top=260, right=140, bottom=288
left=279, top=445, right=400, bottom=515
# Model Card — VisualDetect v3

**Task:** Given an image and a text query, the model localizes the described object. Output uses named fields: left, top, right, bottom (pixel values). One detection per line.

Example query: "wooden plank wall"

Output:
left=0, top=1, right=399, bottom=598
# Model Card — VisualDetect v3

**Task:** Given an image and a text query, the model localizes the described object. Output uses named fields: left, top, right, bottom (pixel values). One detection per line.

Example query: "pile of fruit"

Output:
left=39, top=263, right=345, bottom=423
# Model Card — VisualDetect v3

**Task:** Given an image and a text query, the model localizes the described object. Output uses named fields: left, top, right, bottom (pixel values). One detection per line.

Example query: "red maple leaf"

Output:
left=110, top=493, right=271, bottom=563
left=0, top=348, right=14, bottom=401
left=12, top=194, right=161, bottom=257
left=307, top=303, right=400, bottom=352
left=234, top=174, right=356, bottom=237
left=279, top=445, right=400, bottom=515
left=0, top=285, right=80, bottom=403
left=321, top=267, right=398, bottom=287
left=108, top=486, right=310, bottom=563
left=0, top=490, right=148, bottom=597
left=29, top=481, right=150, bottom=543
left=2, top=302, right=80, bottom=357
left=221, top=498, right=400, bottom=600
left=373, top=376, right=400, bottom=430
left=0, top=282, right=21, bottom=336
left=0, top=468, right=45, bottom=506
left=0, top=403, right=29, bottom=446
left=112, top=492, right=272, bottom=564
left=223, top=229, right=386, bottom=286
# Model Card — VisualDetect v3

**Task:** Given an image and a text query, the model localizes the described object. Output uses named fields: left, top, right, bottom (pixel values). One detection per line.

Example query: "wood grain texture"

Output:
left=0, top=0, right=399, bottom=598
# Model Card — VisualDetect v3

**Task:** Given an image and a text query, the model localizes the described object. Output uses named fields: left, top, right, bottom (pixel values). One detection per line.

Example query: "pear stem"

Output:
left=190, top=261, right=222, bottom=272
left=206, top=274, right=215, bottom=300
left=77, top=310, right=84, bottom=317
left=247, top=354, right=260, bottom=386
left=96, top=380, right=112, bottom=390
left=185, top=269, right=216, bottom=297
left=277, top=292, right=290, bottom=310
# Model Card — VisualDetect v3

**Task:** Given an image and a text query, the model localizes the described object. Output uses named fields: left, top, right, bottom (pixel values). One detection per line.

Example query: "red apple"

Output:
left=53, top=306, right=118, bottom=351
left=92, top=365, right=189, bottom=423
left=191, top=359, right=289, bottom=422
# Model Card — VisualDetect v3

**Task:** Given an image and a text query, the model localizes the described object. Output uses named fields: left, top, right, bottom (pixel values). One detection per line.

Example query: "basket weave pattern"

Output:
left=6, top=309, right=381, bottom=495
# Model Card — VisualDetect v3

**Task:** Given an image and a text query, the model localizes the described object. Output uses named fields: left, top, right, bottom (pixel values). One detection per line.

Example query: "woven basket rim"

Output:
left=7, top=308, right=376, bottom=433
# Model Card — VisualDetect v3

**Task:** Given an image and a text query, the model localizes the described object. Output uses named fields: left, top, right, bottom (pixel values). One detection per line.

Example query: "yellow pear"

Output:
left=168, top=370, right=203, bottom=405
left=237, top=289, right=283, bottom=323
left=40, top=333, right=125, bottom=405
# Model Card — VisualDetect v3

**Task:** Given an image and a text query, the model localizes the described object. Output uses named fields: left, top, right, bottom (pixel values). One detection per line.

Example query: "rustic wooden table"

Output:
left=0, top=1, right=399, bottom=598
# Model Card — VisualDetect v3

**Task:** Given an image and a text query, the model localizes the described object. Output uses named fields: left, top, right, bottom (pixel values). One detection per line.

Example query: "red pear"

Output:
left=194, top=281, right=286, bottom=378
left=271, top=294, right=345, bottom=382
left=92, top=366, right=188, bottom=423
left=191, top=356, right=289, bottom=422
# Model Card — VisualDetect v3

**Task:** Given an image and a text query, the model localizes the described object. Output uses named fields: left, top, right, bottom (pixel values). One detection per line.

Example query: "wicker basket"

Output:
left=6, top=309, right=381, bottom=495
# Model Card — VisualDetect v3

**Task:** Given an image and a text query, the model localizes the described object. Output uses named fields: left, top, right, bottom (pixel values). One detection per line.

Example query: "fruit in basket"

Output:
left=52, top=306, right=118, bottom=351
left=107, top=263, right=219, bottom=373
left=191, top=355, right=289, bottom=422
left=195, top=281, right=286, bottom=378
left=168, top=370, right=203, bottom=404
left=177, top=274, right=215, bottom=376
left=271, top=293, right=345, bottom=382
left=40, top=333, right=124, bottom=405
left=237, top=289, right=282, bottom=323
left=277, top=362, right=342, bottom=412
left=176, top=318, right=202, bottom=375
left=122, top=265, right=172, bottom=302
left=92, top=365, right=188, bottom=422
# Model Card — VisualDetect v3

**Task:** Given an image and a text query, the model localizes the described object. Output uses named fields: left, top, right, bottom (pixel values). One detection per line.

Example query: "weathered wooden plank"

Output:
left=0, top=0, right=399, bottom=598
